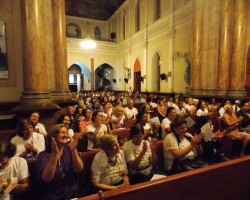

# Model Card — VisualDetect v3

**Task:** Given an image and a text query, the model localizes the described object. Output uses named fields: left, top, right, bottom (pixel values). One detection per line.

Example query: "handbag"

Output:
left=177, top=157, right=208, bottom=171
left=169, top=133, right=208, bottom=174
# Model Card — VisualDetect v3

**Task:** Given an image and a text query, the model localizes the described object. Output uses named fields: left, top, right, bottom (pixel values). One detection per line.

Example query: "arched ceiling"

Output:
left=65, top=0, right=125, bottom=21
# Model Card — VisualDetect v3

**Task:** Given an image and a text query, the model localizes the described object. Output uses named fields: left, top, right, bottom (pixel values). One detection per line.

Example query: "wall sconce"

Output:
left=112, top=79, right=116, bottom=83
left=124, top=78, right=128, bottom=83
left=160, top=73, right=167, bottom=80
left=139, top=76, right=144, bottom=82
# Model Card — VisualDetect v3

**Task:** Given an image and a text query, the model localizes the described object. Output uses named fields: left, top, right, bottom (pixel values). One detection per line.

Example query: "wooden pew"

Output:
left=125, top=119, right=136, bottom=129
left=0, top=129, right=17, bottom=142
left=79, top=157, right=250, bottom=200
left=112, top=128, right=130, bottom=140
left=79, top=150, right=100, bottom=195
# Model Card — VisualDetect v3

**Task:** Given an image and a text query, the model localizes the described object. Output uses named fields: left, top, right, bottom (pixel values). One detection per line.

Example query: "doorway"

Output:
left=134, top=58, right=141, bottom=92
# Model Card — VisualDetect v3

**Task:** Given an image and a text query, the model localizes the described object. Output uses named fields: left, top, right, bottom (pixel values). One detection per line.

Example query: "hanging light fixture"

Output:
left=80, top=35, right=96, bottom=50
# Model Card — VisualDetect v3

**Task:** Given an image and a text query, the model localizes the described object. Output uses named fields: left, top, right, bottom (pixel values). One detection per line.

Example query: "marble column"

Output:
left=217, top=0, right=233, bottom=96
left=13, top=0, right=59, bottom=111
left=228, top=0, right=247, bottom=97
left=16, top=0, right=58, bottom=111
left=51, top=0, right=71, bottom=101
left=189, top=0, right=203, bottom=96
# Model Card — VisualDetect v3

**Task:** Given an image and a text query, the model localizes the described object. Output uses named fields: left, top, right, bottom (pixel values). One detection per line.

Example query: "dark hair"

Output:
left=196, top=100, right=205, bottom=110
left=57, top=114, right=71, bottom=126
left=82, top=108, right=92, bottom=117
left=136, top=111, right=145, bottom=123
left=76, top=106, right=83, bottom=114
left=92, top=110, right=102, bottom=122
left=130, top=123, right=144, bottom=139
left=141, top=103, right=150, bottom=113
left=0, top=141, right=16, bottom=158
left=28, top=111, right=40, bottom=118
left=170, top=117, right=187, bottom=133
left=16, top=119, right=32, bottom=137
left=166, top=107, right=175, bottom=116
left=240, top=100, right=247, bottom=108
left=193, top=116, right=209, bottom=132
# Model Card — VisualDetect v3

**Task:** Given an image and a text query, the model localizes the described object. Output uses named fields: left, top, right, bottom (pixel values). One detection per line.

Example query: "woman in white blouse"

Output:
left=11, top=119, right=45, bottom=158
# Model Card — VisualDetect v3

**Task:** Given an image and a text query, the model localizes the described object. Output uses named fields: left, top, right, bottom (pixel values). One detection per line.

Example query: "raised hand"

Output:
left=24, top=142, right=34, bottom=151
left=51, top=137, right=59, bottom=155
left=150, top=138, right=158, bottom=152
left=191, top=134, right=201, bottom=146
left=69, top=133, right=80, bottom=151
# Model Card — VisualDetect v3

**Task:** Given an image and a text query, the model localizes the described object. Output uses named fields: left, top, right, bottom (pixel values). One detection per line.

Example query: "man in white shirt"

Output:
left=124, top=99, right=138, bottom=120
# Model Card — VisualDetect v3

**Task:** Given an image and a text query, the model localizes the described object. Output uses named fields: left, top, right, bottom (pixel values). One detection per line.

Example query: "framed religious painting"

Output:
left=0, top=20, right=8, bottom=78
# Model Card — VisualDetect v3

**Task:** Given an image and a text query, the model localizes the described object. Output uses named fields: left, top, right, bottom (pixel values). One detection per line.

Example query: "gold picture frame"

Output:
left=0, top=20, right=8, bottom=78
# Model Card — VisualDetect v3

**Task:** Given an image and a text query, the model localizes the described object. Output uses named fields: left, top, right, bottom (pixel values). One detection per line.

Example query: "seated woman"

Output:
left=163, top=117, right=204, bottom=174
left=123, top=124, right=157, bottom=184
left=86, top=110, right=109, bottom=150
left=102, top=102, right=112, bottom=127
left=136, top=112, right=158, bottom=141
left=156, top=99, right=167, bottom=123
left=28, top=111, right=47, bottom=136
left=111, top=106, right=126, bottom=130
left=91, top=134, right=130, bottom=191
left=11, top=119, right=45, bottom=158
left=78, top=108, right=93, bottom=134
left=193, top=116, right=225, bottom=164
left=0, top=141, right=29, bottom=200
left=196, top=100, right=208, bottom=117
left=141, top=103, right=156, bottom=121
left=56, top=114, right=74, bottom=138
left=223, top=104, right=250, bottom=157
left=36, top=124, right=83, bottom=200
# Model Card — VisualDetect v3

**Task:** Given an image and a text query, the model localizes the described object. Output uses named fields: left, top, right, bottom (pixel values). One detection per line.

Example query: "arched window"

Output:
left=155, top=0, right=161, bottom=21
left=94, top=26, right=101, bottom=40
left=66, top=22, right=81, bottom=38
left=122, top=10, right=125, bottom=40
left=135, top=0, right=140, bottom=32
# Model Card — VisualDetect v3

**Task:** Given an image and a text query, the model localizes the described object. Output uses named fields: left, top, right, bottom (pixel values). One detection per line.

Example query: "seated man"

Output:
left=124, top=99, right=138, bottom=120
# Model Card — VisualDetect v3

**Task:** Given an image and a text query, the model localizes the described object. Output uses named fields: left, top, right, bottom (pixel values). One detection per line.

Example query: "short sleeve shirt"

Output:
left=91, top=150, right=128, bottom=185
left=163, top=132, right=196, bottom=171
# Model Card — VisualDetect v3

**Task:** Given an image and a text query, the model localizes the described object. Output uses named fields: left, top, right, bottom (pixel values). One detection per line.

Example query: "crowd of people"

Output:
left=1, top=90, right=250, bottom=200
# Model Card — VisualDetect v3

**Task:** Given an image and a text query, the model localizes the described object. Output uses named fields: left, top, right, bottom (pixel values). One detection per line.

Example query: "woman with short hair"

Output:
left=123, top=124, right=157, bottom=184
left=163, top=117, right=204, bottom=174
left=11, top=119, right=45, bottom=158
left=91, top=134, right=129, bottom=191
left=36, top=124, right=83, bottom=200
left=28, top=111, right=47, bottom=136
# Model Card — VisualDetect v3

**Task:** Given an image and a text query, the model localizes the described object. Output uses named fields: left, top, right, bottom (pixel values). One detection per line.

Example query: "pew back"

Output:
left=79, top=157, right=250, bottom=200
left=0, top=129, right=17, bottom=142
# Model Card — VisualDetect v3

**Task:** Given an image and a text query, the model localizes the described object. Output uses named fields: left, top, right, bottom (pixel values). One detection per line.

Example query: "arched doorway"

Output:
left=152, top=52, right=161, bottom=92
left=68, top=64, right=82, bottom=93
left=95, top=63, right=115, bottom=91
left=68, top=63, right=91, bottom=93
left=134, top=58, right=141, bottom=92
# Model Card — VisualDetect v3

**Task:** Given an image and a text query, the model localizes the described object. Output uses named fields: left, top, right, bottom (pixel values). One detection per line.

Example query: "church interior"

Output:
left=1, top=0, right=250, bottom=199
